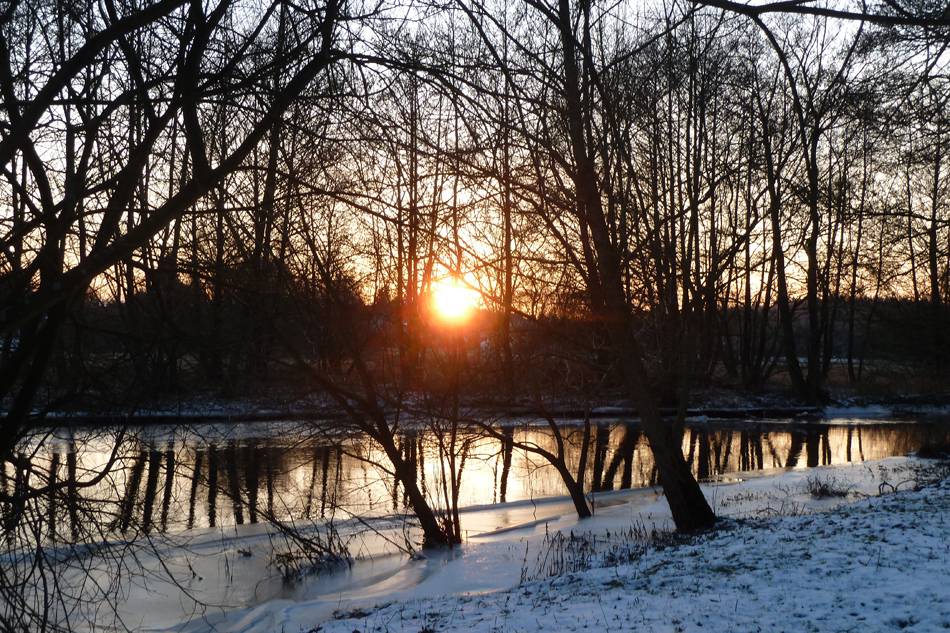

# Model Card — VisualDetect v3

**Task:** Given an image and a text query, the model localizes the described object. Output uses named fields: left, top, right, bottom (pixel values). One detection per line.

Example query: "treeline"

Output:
left=3, top=1, right=947, bottom=411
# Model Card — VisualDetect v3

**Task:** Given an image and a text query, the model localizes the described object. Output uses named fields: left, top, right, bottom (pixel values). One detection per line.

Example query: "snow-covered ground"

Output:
left=121, top=455, right=950, bottom=633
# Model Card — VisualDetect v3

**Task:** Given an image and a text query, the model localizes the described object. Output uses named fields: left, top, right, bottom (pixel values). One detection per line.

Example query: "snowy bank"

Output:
left=136, top=456, right=950, bottom=633
left=312, top=458, right=950, bottom=633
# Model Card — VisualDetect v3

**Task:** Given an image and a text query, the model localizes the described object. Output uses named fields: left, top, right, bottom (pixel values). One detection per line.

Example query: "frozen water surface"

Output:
left=80, top=454, right=947, bottom=633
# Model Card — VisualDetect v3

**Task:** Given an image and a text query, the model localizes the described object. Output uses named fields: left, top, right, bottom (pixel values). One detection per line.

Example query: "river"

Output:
left=4, top=413, right=949, bottom=545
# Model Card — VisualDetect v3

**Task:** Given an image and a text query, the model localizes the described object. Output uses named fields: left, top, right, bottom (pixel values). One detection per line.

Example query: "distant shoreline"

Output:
left=19, top=403, right=950, bottom=428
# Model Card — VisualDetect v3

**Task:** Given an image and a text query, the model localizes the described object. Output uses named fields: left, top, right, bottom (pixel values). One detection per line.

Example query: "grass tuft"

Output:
left=803, top=475, right=852, bottom=499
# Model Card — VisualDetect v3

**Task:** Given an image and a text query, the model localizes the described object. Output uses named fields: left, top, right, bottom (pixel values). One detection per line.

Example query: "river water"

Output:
left=4, top=413, right=949, bottom=546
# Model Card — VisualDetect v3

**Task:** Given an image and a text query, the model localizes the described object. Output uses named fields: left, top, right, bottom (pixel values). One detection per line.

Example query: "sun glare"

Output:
left=433, top=281, right=477, bottom=320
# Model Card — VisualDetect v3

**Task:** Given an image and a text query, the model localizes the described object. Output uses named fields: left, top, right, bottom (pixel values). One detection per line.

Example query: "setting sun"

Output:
left=432, top=281, right=477, bottom=320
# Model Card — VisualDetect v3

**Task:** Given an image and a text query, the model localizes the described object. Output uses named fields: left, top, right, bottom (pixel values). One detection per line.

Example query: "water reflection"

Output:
left=2, top=417, right=948, bottom=543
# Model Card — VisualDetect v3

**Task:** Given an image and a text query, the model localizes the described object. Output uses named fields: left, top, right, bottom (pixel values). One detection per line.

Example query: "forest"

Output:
left=1, top=0, right=949, bottom=630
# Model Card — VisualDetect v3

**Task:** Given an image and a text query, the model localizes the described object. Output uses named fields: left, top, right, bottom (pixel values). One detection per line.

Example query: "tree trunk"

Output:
left=374, top=427, right=455, bottom=547
left=555, top=0, right=715, bottom=531
left=612, top=322, right=716, bottom=530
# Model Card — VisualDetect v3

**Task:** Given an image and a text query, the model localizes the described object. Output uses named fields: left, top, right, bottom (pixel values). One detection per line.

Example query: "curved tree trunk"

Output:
left=555, top=0, right=715, bottom=532
left=610, top=320, right=716, bottom=530
left=373, top=427, right=456, bottom=548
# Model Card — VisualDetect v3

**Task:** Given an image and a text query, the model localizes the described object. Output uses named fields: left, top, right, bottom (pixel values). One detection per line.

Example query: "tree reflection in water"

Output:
left=3, top=418, right=949, bottom=543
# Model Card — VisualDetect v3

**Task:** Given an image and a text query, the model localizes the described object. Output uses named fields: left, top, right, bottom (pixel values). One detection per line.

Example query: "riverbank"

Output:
left=23, top=390, right=950, bottom=427
left=313, top=457, right=950, bottom=633
left=131, top=455, right=950, bottom=633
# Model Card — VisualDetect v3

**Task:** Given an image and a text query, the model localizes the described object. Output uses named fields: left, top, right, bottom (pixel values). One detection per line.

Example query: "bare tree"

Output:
left=0, top=0, right=346, bottom=629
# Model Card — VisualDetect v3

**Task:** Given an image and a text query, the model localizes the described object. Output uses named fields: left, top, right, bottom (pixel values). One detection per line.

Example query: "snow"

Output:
left=109, top=455, right=950, bottom=633
left=313, top=459, right=950, bottom=633
left=821, top=404, right=901, bottom=420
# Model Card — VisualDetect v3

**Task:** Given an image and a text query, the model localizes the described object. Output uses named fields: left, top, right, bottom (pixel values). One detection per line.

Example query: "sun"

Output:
left=432, top=280, right=477, bottom=321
